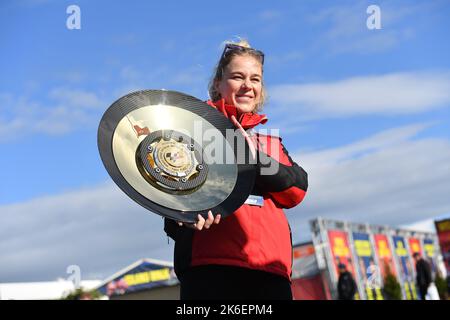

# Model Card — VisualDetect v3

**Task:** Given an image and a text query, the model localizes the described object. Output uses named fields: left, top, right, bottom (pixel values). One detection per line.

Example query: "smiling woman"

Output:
left=209, top=40, right=267, bottom=113
left=164, top=38, right=309, bottom=300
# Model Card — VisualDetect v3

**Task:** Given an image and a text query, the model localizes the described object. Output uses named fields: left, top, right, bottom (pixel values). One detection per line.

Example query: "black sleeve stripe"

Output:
left=255, top=143, right=308, bottom=193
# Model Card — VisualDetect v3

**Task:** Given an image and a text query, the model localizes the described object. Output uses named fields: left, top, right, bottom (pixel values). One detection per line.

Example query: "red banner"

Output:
left=293, top=244, right=315, bottom=259
left=373, top=234, right=398, bottom=279
left=327, top=230, right=358, bottom=280
left=408, top=237, right=422, bottom=257
left=435, top=219, right=450, bottom=274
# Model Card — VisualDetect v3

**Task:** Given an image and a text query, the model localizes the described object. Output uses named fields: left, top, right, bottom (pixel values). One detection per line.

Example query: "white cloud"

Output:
left=306, top=1, right=432, bottom=55
left=17, top=0, right=54, bottom=7
left=119, top=66, right=141, bottom=82
left=270, top=71, right=450, bottom=118
left=49, top=87, right=104, bottom=109
left=296, top=123, right=432, bottom=167
left=109, top=33, right=139, bottom=46
left=171, top=66, right=208, bottom=86
left=0, top=59, right=209, bottom=143
left=0, top=183, right=173, bottom=282
left=56, top=71, right=86, bottom=84
left=258, top=10, right=282, bottom=21
left=113, top=63, right=208, bottom=98
left=287, top=123, right=450, bottom=243
left=0, top=88, right=106, bottom=142
left=266, top=51, right=304, bottom=68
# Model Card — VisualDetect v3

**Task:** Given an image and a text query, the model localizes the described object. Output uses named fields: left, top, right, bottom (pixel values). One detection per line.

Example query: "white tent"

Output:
left=0, top=279, right=101, bottom=300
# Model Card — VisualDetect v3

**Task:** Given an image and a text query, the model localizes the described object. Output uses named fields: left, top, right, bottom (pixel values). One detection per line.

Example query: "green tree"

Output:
left=62, top=288, right=103, bottom=300
left=383, top=265, right=403, bottom=300
left=434, top=272, right=448, bottom=300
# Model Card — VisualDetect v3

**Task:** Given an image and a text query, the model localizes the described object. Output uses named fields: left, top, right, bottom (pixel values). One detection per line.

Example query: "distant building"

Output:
left=95, top=258, right=179, bottom=300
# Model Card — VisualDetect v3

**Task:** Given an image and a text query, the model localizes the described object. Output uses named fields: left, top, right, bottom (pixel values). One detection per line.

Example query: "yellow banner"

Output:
left=424, top=243, right=434, bottom=257
left=395, top=240, right=407, bottom=256
left=333, top=237, right=350, bottom=256
left=436, top=220, right=450, bottom=232
left=123, top=268, right=171, bottom=287
left=355, top=240, right=372, bottom=257
left=377, top=239, right=391, bottom=258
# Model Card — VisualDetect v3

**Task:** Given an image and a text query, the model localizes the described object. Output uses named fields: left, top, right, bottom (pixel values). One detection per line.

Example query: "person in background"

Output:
left=164, top=38, right=308, bottom=300
left=413, top=252, right=432, bottom=300
left=337, top=263, right=357, bottom=300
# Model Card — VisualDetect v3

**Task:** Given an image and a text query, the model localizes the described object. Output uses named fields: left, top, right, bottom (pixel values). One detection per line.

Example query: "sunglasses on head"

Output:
left=220, top=43, right=265, bottom=65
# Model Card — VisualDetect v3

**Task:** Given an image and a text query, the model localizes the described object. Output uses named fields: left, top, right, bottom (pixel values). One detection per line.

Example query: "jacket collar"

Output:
left=207, top=99, right=268, bottom=130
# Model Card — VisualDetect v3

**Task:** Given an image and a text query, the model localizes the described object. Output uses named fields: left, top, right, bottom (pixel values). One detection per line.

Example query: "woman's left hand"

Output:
left=178, top=210, right=221, bottom=230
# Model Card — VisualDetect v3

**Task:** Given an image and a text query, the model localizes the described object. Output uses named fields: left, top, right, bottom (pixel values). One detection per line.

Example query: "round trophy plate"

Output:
left=98, top=89, right=256, bottom=223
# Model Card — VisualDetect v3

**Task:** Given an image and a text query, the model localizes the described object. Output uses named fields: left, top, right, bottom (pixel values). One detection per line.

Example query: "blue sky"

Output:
left=1, top=0, right=450, bottom=282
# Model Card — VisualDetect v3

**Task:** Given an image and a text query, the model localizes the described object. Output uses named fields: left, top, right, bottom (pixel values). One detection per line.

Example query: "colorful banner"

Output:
left=293, top=244, right=315, bottom=259
left=408, top=237, right=422, bottom=257
left=423, top=238, right=435, bottom=258
left=373, top=234, right=398, bottom=280
left=408, top=236, right=423, bottom=279
left=327, top=230, right=359, bottom=299
left=353, top=232, right=383, bottom=300
left=423, top=238, right=438, bottom=275
left=435, top=218, right=450, bottom=274
left=392, top=236, right=417, bottom=300
left=312, top=218, right=445, bottom=300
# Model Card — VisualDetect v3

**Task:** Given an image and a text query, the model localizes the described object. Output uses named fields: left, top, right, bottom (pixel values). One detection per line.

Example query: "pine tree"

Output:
left=434, top=272, right=448, bottom=300
left=383, top=264, right=402, bottom=300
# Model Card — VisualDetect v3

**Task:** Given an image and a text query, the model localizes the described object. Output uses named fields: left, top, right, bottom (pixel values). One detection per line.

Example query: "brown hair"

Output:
left=208, top=38, right=267, bottom=113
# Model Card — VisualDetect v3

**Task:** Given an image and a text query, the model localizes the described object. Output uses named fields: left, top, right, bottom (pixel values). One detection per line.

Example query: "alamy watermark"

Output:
left=150, top=120, right=281, bottom=176
left=67, top=264, right=81, bottom=289
left=367, top=5, right=382, bottom=30
left=66, top=5, right=81, bottom=30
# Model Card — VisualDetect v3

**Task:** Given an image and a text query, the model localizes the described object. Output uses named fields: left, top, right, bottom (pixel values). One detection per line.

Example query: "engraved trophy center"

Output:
left=160, top=143, right=191, bottom=174
left=137, top=130, right=208, bottom=193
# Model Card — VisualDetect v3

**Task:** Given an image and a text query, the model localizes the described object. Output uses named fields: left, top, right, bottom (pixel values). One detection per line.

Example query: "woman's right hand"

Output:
left=177, top=210, right=221, bottom=231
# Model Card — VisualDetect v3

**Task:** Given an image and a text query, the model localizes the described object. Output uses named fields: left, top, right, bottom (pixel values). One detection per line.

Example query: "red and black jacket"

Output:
left=164, top=99, right=308, bottom=280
